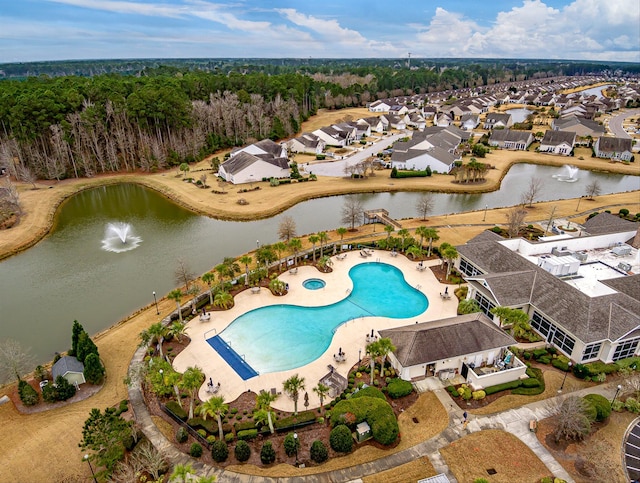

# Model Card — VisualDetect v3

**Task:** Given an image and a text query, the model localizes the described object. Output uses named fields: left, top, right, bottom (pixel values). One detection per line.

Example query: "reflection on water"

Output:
left=2, top=165, right=638, bottom=361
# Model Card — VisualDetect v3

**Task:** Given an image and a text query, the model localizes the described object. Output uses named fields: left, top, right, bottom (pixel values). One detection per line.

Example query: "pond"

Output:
left=1, top=164, right=638, bottom=361
left=504, top=108, right=533, bottom=124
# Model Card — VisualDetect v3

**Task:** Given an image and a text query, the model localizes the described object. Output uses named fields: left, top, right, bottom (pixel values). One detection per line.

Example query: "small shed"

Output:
left=52, top=356, right=85, bottom=386
left=356, top=422, right=372, bottom=442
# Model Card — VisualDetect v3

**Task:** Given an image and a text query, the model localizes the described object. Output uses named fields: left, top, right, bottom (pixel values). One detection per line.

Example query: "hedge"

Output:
left=583, top=394, right=612, bottom=421
left=532, top=348, right=548, bottom=359
left=584, top=361, right=619, bottom=376
left=234, top=420, right=257, bottom=433
left=166, top=401, right=188, bottom=420
left=274, top=410, right=316, bottom=432
left=352, top=386, right=386, bottom=400
left=330, top=396, right=399, bottom=445
left=237, top=429, right=259, bottom=441
left=386, top=378, right=413, bottom=399
left=521, top=378, right=541, bottom=388
left=484, top=380, right=522, bottom=395
left=188, top=417, right=216, bottom=433
left=551, top=358, right=571, bottom=371
left=391, top=169, right=430, bottom=178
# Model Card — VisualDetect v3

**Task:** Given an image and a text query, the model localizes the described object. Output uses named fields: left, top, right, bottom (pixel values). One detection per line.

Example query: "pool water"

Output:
left=303, top=278, right=326, bottom=290
left=213, top=262, right=428, bottom=375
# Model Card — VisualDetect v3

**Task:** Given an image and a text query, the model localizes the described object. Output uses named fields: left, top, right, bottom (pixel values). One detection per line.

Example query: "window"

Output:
left=613, top=338, right=640, bottom=361
left=531, top=310, right=575, bottom=356
left=474, top=292, right=496, bottom=317
left=459, top=258, right=482, bottom=277
left=552, top=327, right=575, bottom=355
left=531, top=311, right=552, bottom=339
left=582, top=342, right=602, bottom=362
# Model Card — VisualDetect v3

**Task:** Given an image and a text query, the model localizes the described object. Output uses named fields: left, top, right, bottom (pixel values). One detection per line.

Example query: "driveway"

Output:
left=305, top=131, right=408, bottom=177
left=607, top=109, right=640, bottom=139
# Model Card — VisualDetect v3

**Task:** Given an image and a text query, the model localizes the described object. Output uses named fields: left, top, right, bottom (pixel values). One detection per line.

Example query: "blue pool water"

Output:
left=210, top=262, right=428, bottom=377
left=303, top=278, right=326, bottom=290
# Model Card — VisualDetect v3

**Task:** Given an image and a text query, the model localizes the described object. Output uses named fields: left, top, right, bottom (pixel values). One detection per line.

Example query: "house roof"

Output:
left=221, top=151, right=288, bottom=176
left=457, top=233, right=640, bottom=343
left=553, top=116, right=605, bottom=135
left=597, top=136, right=633, bottom=153
left=252, top=139, right=283, bottom=157
left=583, top=212, right=639, bottom=236
left=379, top=313, right=516, bottom=366
left=541, top=130, right=576, bottom=146
left=52, top=356, right=84, bottom=379
left=489, top=129, right=532, bottom=143
left=485, top=112, right=512, bottom=124
left=470, top=270, right=537, bottom=306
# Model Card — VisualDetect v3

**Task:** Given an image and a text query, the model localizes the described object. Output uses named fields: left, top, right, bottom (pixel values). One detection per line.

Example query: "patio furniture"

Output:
left=390, top=250, right=398, bottom=257
left=199, top=313, right=211, bottom=322
left=289, top=267, right=298, bottom=275
left=251, top=286, right=261, bottom=294
left=336, top=253, right=347, bottom=260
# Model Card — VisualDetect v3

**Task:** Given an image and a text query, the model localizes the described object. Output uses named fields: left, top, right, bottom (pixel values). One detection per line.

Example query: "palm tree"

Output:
left=318, top=231, right=329, bottom=257
left=308, top=234, right=320, bottom=262
left=256, top=245, right=277, bottom=270
left=288, top=238, right=302, bottom=265
left=170, top=463, right=194, bottom=483
left=147, top=322, right=167, bottom=358
left=317, top=255, right=333, bottom=272
left=397, top=229, right=410, bottom=252
left=366, top=341, right=381, bottom=385
left=167, top=289, right=184, bottom=322
left=376, top=337, right=396, bottom=377
left=165, top=370, right=183, bottom=408
left=272, top=242, right=287, bottom=271
left=406, top=245, right=424, bottom=260
left=423, top=228, right=439, bottom=257
left=415, top=226, right=428, bottom=248
left=442, top=245, right=459, bottom=280
left=256, top=390, right=278, bottom=434
left=490, top=307, right=531, bottom=338
left=201, top=272, right=215, bottom=305
left=384, top=224, right=394, bottom=241
left=213, top=290, right=233, bottom=309
left=238, top=255, right=252, bottom=286
left=336, top=227, right=347, bottom=241
left=180, top=366, right=204, bottom=419
left=283, top=374, right=306, bottom=415
left=198, top=395, right=228, bottom=440
left=313, top=383, right=330, bottom=414
left=168, top=320, right=186, bottom=343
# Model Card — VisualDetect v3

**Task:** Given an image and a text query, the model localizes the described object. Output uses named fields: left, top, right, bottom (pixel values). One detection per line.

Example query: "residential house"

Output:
left=483, top=112, right=513, bottom=130
left=52, top=356, right=85, bottom=386
left=218, top=151, right=290, bottom=184
left=368, top=100, right=392, bottom=112
left=357, top=116, right=385, bottom=134
left=434, top=112, right=453, bottom=127
left=381, top=114, right=407, bottom=130
left=312, top=124, right=354, bottom=147
left=380, top=313, right=527, bottom=389
left=390, top=128, right=462, bottom=173
left=489, top=129, right=534, bottom=150
left=389, top=105, right=409, bottom=116
left=455, top=220, right=640, bottom=364
left=406, top=112, right=426, bottom=131
left=460, top=113, right=480, bottom=131
left=539, top=130, right=576, bottom=156
left=593, top=136, right=634, bottom=161
left=286, top=133, right=325, bottom=155
left=230, top=138, right=287, bottom=159
left=552, top=115, right=605, bottom=140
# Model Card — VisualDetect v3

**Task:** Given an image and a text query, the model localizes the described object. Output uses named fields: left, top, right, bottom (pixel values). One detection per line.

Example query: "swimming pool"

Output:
left=302, top=278, right=326, bottom=290
left=209, top=262, right=428, bottom=377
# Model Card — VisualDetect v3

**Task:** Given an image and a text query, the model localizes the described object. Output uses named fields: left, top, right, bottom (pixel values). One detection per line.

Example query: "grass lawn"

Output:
left=363, top=456, right=437, bottom=483
left=441, top=429, right=550, bottom=483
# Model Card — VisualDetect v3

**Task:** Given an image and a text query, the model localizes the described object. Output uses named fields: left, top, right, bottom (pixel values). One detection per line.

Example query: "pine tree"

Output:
left=76, top=332, right=99, bottom=364
left=70, top=320, right=84, bottom=357
left=84, top=353, right=105, bottom=384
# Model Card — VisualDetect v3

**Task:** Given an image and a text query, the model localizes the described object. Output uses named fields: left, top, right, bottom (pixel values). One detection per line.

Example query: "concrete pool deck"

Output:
left=172, top=252, right=458, bottom=412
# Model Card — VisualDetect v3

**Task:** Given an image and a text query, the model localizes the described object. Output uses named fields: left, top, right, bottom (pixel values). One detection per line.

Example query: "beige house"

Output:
left=52, top=356, right=85, bottom=386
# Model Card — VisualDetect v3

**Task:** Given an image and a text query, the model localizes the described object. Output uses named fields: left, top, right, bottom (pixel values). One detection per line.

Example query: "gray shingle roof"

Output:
left=470, top=271, right=537, bottom=306
left=597, top=136, right=633, bottom=153
left=52, top=356, right=84, bottom=379
left=541, top=130, right=576, bottom=146
left=583, top=212, right=639, bottom=235
left=380, top=313, right=516, bottom=366
left=489, top=129, right=532, bottom=144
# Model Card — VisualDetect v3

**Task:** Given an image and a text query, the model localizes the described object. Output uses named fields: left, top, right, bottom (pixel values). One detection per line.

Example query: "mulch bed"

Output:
left=9, top=378, right=104, bottom=415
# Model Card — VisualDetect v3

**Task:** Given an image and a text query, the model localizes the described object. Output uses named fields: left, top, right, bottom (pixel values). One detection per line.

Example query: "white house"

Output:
left=380, top=314, right=527, bottom=390
left=594, top=136, right=634, bottom=161
left=357, top=117, right=385, bottom=134
left=312, top=125, right=355, bottom=147
left=539, top=130, right=576, bottom=156
left=460, top=114, right=480, bottom=131
left=368, top=100, right=392, bottom=112
left=230, top=138, right=287, bottom=160
left=489, top=129, right=534, bottom=150
left=286, top=133, right=325, bottom=155
left=219, top=151, right=290, bottom=185
left=483, top=112, right=513, bottom=130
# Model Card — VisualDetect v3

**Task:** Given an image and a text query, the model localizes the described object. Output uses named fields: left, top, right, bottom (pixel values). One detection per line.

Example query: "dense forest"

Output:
left=0, top=58, right=636, bottom=181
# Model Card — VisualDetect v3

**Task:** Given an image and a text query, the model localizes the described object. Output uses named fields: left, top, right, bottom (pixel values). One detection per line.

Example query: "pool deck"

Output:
left=172, top=252, right=458, bottom=412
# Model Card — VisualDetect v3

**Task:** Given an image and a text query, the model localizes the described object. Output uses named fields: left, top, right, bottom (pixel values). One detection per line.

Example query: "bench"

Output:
left=529, top=419, right=537, bottom=432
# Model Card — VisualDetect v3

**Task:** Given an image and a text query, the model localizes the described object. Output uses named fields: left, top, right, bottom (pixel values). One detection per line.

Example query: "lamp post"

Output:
left=152, top=291, right=159, bottom=315
left=612, top=384, right=622, bottom=405
left=293, top=432, right=299, bottom=466
left=558, top=362, right=572, bottom=393
left=84, top=454, right=98, bottom=483
left=482, top=204, right=488, bottom=222
left=576, top=196, right=584, bottom=212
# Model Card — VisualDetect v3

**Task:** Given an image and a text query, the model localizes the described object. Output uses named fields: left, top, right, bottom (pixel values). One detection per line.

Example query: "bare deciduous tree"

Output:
left=174, top=258, right=196, bottom=290
left=415, top=193, right=435, bottom=220
left=553, top=396, right=592, bottom=443
left=130, top=440, right=168, bottom=480
left=0, top=178, right=21, bottom=216
left=505, top=207, right=527, bottom=238
left=0, top=338, right=36, bottom=384
left=16, top=164, right=38, bottom=189
left=341, top=195, right=364, bottom=230
left=520, top=177, right=543, bottom=207
left=584, top=180, right=602, bottom=200
left=277, top=215, right=297, bottom=242
left=199, top=173, right=207, bottom=188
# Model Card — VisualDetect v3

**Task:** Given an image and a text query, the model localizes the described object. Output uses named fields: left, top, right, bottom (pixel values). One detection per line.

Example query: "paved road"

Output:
left=305, top=132, right=408, bottom=177
left=607, top=109, right=640, bottom=139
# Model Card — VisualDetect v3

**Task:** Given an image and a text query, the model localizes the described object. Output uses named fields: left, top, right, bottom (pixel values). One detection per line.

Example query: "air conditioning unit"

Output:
left=618, top=262, right=632, bottom=272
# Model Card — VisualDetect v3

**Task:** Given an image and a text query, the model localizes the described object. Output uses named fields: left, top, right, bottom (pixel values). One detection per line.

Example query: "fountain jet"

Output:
left=102, top=222, right=142, bottom=253
left=552, top=165, right=579, bottom=183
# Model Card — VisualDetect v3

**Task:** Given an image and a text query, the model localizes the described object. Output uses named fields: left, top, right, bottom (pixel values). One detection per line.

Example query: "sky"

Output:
left=1, top=0, right=638, bottom=63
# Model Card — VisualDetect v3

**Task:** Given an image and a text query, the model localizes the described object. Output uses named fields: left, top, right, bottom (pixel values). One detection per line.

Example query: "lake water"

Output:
left=1, top=164, right=637, bottom=361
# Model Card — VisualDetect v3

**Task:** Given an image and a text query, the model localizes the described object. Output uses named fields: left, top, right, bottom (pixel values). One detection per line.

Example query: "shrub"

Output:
left=234, top=440, right=251, bottom=462
left=594, top=372, right=607, bottom=383
left=224, top=433, right=235, bottom=443
left=446, top=385, right=459, bottom=397
left=175, top=426, right=188, bottom=444
left=165, top=401, right=188, bottom=421
left=34, top=365, right=47, bottom=382
left=572, top=363, right=589, bottom=379
left=538, top=356, right=551, bottom=364
left=474, top=479, right=490, bottom=483
left=551, top=358, right=570, bottom=371
left=461, top=387, right=473, bottom=400
left=484, top=380, right=522, bottom=395
left=211, top=440, right=229, bottom=462
left=329, top=396, right=399, bottom=445
left=190, top=442, right=203, bottom=458
left=207, top=435, right=216, bottom=444
left=472, top=390, right=486, bottom=400
left=18, top=380, right=39, bottom=406
left=521, top=378, right=541, bottom=388
left=330, top=425, right=353, bottom=453
left=310, top=440, right=328, bottom=463
left=283, top=432, right=301, bottom=456
left=583, top=394, right=611, bottom=421
left=260, top=441, right=276, bottom=464
left=197, top=429, right=207, bottom=438
left=612, top=400, right=624, bottom=412
left=386, top=378, right=413, bottom=398
left=237, top=429, right=258, bottom=441
left=584, top=361, right=619, bottom=376
left=616, top=357, right=640, bottom=370
left=532, top=349, right=549, bottom=359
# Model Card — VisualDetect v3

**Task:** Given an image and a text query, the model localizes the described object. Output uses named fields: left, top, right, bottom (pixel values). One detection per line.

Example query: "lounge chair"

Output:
left=289, top=267, right=298, bottom=275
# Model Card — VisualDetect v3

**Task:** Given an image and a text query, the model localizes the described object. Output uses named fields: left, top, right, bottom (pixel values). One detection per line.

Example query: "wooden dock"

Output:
left=364, top=209, right=402, bottom=229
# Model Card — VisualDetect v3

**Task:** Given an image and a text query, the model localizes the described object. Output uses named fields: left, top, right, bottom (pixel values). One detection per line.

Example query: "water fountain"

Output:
left=552, top=165, right=579, bottom=183
left=101, top=222, right=142, bottom=253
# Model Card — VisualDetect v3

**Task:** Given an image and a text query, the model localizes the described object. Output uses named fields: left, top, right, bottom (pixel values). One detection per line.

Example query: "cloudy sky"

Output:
left=1, top=0, right=638, bottom=63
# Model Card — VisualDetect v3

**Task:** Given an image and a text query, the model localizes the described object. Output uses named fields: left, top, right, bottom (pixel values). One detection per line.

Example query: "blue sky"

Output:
left=1, top=0, right=638, bottom=63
